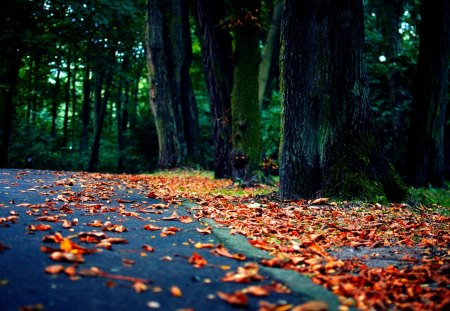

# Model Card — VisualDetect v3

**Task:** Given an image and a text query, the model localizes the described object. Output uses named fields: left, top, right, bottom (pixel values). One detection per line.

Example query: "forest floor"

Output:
left=0, top=169, right=448, bottom=311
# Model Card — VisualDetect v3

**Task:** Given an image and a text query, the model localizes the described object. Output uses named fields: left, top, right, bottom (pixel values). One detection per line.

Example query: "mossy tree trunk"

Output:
left=193, top=0, right=233, bottom=178
left=145, top=0, right=186, bottom=168
left=279, top=0, right=406, bottom=201
left=230, top=0, right=262, bottom=182
left=406, top=0, right=449, bottom=188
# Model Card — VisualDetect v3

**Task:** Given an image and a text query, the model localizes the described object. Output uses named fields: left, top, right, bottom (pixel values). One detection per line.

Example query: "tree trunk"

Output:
left=63, top=49, right=72, bottom=147
left=79, top=58, right=91, bottom=154
left=193, top=0, right=233, bottom=178
left=178, top=1, right=201, bottom=165
left=87, top=64, right=113, bottom=172
left=231, top=0, right=262, bottom=182
left=51, top=57, right=62, bottom=139
left=406, top=0, right=449, bottom=187
left=258, top=2, right=283, bottom=109
left=145, top=0, right=186, bottom=168
left=279, top=0, right=406, bottom=201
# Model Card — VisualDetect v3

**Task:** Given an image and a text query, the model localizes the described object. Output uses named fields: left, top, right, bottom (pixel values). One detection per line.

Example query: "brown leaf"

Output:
left=291, top=301, right=329, bottom=311
left=211, top=244, right=246, bottom=261
left=179, top=216, right=193, bottom=224
left=45, top=264, right=65, bottom=274
left=142, top=244, right=155, bottom=252
left=310, top=198, right=329, bottom=205
left=143, top=224, right=162, bottom=231
left=196, top=227, right=212, bottom=234
left=217, top=291, right=248, bottom=307
left=188, top=252, right=207, bottom=268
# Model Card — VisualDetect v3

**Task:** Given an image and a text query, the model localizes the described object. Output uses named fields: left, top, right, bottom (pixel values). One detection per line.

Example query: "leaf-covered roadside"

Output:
left=119, top=171, right=450, bottom=311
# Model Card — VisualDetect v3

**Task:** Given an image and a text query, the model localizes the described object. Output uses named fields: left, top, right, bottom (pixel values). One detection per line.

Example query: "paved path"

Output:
left=0, top=169, right=339, bottom=311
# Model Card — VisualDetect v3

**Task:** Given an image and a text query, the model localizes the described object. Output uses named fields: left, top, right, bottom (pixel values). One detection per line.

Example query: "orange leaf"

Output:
left=196, top=227, right=212, bottom=234
left=179, top=216, right=193, bottom=224
left=217, top=291, right=248, bottom=307
left=133, top=281, right=148, bottom=293
left=189, top=252, right=207, bottom=268
left=291, top=301, right=329, bottom=311
left=194, top=242, right=214, bottom=249
left=142, top=244, right=155, bottom=252
left=211, top=244, right=246, bottom=261
left=170, top=286, right=183, bottom=297
left=162, top=211, right=179, bottom=220
left=45, top=264, right=65, bottom=274
left=242, top=285, right=270, bottom=297
left=143, top=224, right=162, bottom=231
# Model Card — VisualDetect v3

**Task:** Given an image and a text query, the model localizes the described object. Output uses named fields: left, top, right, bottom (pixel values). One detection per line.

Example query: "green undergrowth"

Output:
left=407, top=185, right=450, bottom=215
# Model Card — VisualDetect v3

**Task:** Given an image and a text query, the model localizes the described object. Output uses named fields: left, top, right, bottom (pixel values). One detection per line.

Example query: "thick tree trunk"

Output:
left=258, top=2, right=283, bottom=109
left=193, top=0, right=233, bottom=178
left=231, top=0, right=262, bottom=182
left=406, top=0, right=449, bottom=187
left=145, top=0, right=185, bottom=168
left=280, top=0, right=406, bottom=201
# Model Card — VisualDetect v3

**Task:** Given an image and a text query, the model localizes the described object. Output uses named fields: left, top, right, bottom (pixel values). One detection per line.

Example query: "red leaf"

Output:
left=217, top=291, right=248, bottom=307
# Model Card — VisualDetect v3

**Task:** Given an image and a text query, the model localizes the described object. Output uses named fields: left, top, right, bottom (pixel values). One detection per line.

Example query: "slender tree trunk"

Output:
left=51, top=57, right=62, bottom=139
left=71, top=57, right=77, bottom=140
left=258, top=2, right=283, bottom=109
left=178, top=0, right=201, bottom=165
left=79, top=58, right=91, bottom=154
left=280, top=0, right=406, bottom=201
left=406, top=0, right=449, bottom=187
left=87, top=64, right=113, bottom=172
left=145, top=0, right=185, bottom=168
left=193, top=0, right=233, bottom=178
left=231, top=0, right=262, bottom=181
left=63, top=49, right=72, bottom=147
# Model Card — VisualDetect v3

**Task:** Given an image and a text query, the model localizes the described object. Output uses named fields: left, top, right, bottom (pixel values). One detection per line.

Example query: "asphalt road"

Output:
left=0, top=169, right=339, bottom=311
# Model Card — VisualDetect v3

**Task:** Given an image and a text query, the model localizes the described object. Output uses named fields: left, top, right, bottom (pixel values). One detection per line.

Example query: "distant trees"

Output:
left=406, top=0, right=449, bottom=187
left=279, top=0, right=406, bottom=200
left=0, top=0, right=448, bottom=197
left=193, top=0, right=233, bottom=178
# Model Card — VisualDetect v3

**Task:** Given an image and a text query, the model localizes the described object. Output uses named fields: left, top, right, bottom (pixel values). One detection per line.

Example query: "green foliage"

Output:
left=407, top=185, right=450, bottom=214
left=261, top=90, right=281, bottom=159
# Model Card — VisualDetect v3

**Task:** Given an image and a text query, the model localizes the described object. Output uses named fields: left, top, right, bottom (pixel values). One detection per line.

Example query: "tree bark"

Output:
left=230, top=0, right=262, bottom=182
left=63, top=48, right=72, bottom=147
left=145, top=0, right=188, bottom=168
left=193, top=0, right=233, bottom=178
left=258, top=1, right=283, bottom=109
left=406, top=0, right=449, bottom=187
left=51, top=56, right=62, bottom=139
left=279, top=0, right=406, bottom=201
left=79, top=58, right=91, bottom=154
left=87, top=62, right=113, bottom=172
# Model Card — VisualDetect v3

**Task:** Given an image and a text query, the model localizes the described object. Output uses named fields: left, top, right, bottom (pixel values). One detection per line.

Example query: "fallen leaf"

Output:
left=194, top=242, right=214, bottom=249
left=179, top=216, right=193, bottom=224
left=144, top=224, right=162, bottom=231
left=310, top=198, right=329, bottom=205
left=242, top=285, right=270, bottom=297
left=189, top=252, right=207, bottom=268
left=161, top=211, right=179, bottom=220
left=170, top=286, right=182, bottom=297
left=196, top=227, right=212, bottom=234
left=211, top=244, right=246, bottom=261
left=50, top=251, right=85, bottom=263
left=45, top=264, right=65, bottom=274
left=217, top=291, right=248, bottom=307
left=133, top=281, right=148, bottom=293
left=291, top=301, right=329, bottom=311
left=28, top=224, right=52, bottom=231
left=142, top=245, right=155, bottom=252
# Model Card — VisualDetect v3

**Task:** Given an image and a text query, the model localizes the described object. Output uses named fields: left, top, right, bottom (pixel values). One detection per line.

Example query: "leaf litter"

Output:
left=1, top=170, right=448, bottom=310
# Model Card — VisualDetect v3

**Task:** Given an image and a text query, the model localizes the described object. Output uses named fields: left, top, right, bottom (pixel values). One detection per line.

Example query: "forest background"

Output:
left=0, top=0, right=448, bottom=203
